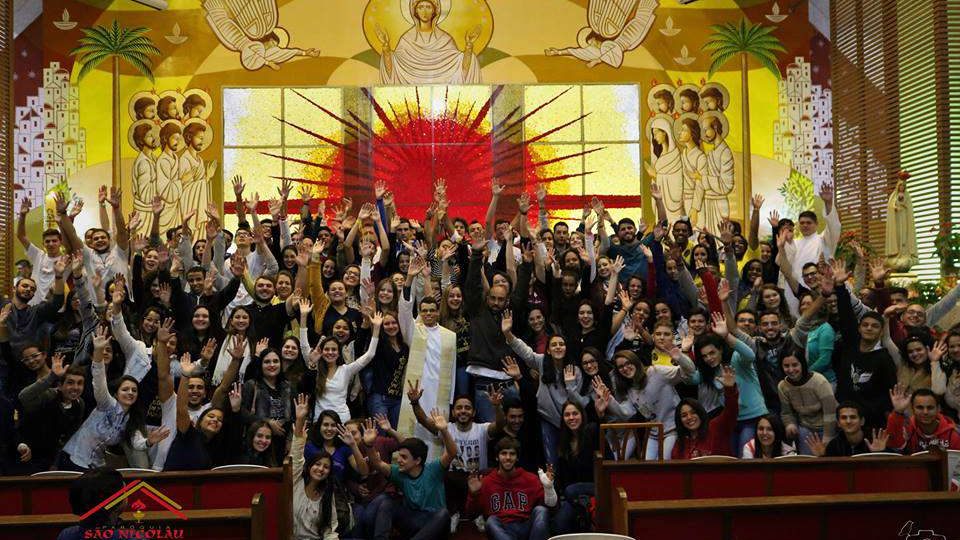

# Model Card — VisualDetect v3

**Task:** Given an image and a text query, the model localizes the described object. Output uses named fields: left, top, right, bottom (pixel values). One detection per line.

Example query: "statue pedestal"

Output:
left=888, top=272, right=917, bottom=286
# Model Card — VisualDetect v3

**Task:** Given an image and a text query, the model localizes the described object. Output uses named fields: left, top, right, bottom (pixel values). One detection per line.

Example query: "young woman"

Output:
left=305, top=410, right=367, bottom=480
left=565, top=347, right=612, bottom=424
left=440, top=285, right=471, bottom=398
left=597, top=346, right=695, bottom=460
left=291, top=394, right=363, bottom=540
left=211, top=306, right=256, bottom=385
left=502, top=309, right=581, bottom=465
left=750, top=284, right=794, bottom=327
left=239, top=420, right=278, bottom=467
left=241, top=344, right=294, bottom=464
left=933, top=332, right=960, bottom=413
left=553, top=400, right=599, bottom=535
left=304, top=312, right=382, bottom=422
left=672, top=365, right=739, bottom=459
left=777, top=345, right=838, bottom=456
left=741, top=415, right=796, bottom=459
left=366, top=312, right=409, bottom=429
left=687, top=313, right=767, bottom=458
left=60, top=326, right=146, bottom=470
left=883, top=321, right=941, bottom=396
left=522, top=307, right=550, bottom=355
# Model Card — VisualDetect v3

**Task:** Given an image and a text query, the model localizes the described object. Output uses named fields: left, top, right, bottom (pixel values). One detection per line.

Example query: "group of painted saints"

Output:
left=128, top=90, right=217, bottom=236
left=645, top=82, right=734, bottom=235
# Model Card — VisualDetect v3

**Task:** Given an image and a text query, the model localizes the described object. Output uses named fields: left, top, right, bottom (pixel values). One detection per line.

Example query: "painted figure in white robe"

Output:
left=545, top=0, right=658, bottom=68
left=203, top=0, right=319, bottom=71
left=377, top=0, right=481, bottom=84
left=676, top=117, right=708, bottom=229
left=178, top=122, right=217, bottom=233
left=130, top=122, right=159, bottom=236
left=696, top=112, right=735, bottom=235
left=155, top=123, right=184, bottom=235
left=644, top=116, right=684, bottom=223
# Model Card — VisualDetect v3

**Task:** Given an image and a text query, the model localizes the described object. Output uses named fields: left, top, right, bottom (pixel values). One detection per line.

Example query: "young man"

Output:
left=185, top=375, right=213, bottom=424
left=466, top=438, right=557, bottom=540
left=806, top=401, right=889, bottom=457
left=17, top=196, right=63, bottom=305
left=887, top=386, right=960, bottom=453
left=5, top=255, right=66, bottom=357
left=16, top=357, right=86, bottom=473
left=366, top=409, right=458, bottom=540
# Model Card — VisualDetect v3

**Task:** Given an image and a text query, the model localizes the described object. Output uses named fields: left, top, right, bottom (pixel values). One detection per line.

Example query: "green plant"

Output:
left=778, top=169, right=815, bottom=217
left=933, top=221, right=960, bottom=271
left=908, top=280, right=941, bottom=306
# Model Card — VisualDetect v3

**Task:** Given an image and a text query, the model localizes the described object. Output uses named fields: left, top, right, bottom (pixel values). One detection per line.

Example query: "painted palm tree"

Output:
left=70, top=20, right=161, bottom=188
left=705, top=18, right=785, bottom=210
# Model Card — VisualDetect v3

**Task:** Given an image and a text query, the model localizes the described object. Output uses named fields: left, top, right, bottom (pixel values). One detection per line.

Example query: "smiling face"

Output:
left=912, top=394, right=939, bottom=429
left=949, top=335, right=960, bottom=361
left=654, top=303, right=672, bottom=323
left=378, top=281, right=396, bottom=306
left=782, top=355, right=803, bottom=382
left=116, top=379, right=139, bottom=408
left=187, top=377, right=206, bottom=406
left=497, top=447, right=518, bottom=472
left=252, top=425, right=272, bottom=453
left=837, top=407, right=864, bottom=436
left=614, top=354, right=637, bottom=379
left=199, top=409, right=224, bottom=436
left=680, top=403, right=702, bottom=432
left=262, top=353, right=282, bottom=379
left=21, top=347, right=46, bottom=372
left=382, top=314, right=400, bottom=337
left=255, top=278, right=276, bottom=303
left=309, top=456, right=331, bottom=482
left=62, top=373, right=85, bottom=402
left=759, top=313, right=781, bottom=340
left=756, top=418, right=775, bottom=449
left=548, top=335, right=567, bottom=360
left=903, top=305, right=926, bottom=327
left=759, top=244, right=772, bottom=262
left=688, top=314, right=707, bottom=336
left=192, top=308, right=211, bottom=331
left=905, top=340, right=929, bottom=366
left=736, top=312, right=756, bottom=334
left=322, top=340, right=340, bottom=365
left=319, top=415, right=339, bottom=441
left=230, top=309, right=250, bottom=333
left=328, top=281, right=346, bottom=303
left=343, top=266, right=361, bottom=287
left=527, top=308, right=546, bottom=334
left=580, top=352, right=599, bottom=376
left=322, top=259, right=337, bottom=278
left=141, top=310, right=161, bottom=336
left=452, top=397, right=474, bottom=426
left=275, top=274, right=293, bottom=299
left=563, top=403, right=582, bottom=431
left=577, top=303, right=595, bottom=329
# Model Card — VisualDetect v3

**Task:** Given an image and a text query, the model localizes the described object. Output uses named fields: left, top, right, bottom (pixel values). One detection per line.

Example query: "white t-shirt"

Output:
left=84, top=244, right=129, bottom=288
left=449, top=422, right=491, bottom=472
left=26, top=244, right=56, bottom=306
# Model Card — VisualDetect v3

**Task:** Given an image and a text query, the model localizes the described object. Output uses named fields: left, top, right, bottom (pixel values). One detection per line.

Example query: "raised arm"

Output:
left=16, top=197, right=31, bottom=250
left=485, top=180, right=504, bottom=240
left=108, top=187, right=129, bottom=251
left=155, top=319, right=176, bottom=401
left=434, top=410, right=459, bottom=469
left=405, top=379, right=439, bottom=435
left=748, top=194, right=763, bottom=251
left=361, top=416, right=393, bottom=477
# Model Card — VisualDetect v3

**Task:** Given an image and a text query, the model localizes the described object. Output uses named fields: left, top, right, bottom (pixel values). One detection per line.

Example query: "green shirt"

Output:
left=389, top=459, right=446, bottom=512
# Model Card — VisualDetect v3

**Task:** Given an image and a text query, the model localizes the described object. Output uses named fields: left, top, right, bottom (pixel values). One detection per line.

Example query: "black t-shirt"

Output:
left=825, top=434, right=874, bottom=457
left=164, top=426, right=211, bottom=471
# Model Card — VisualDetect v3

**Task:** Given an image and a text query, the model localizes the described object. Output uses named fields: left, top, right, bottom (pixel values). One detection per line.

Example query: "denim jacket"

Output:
left=62, top=361, right=128, bottom=468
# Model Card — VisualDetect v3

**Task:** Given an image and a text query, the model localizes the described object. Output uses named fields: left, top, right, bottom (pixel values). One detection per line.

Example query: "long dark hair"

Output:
left=674, top=398, right=709, bottom=451
left=557, top=401, right=590, bottom=461
left=301, top=451, right=352, bottom=535
left=899, top=331, right=933, bottom=374
left=578, top=347, right=611, bottom=396
left=110, top=375, right=145, bottom=441
left=752, top=415, right=788, bottom=458
left=540, top=334, right=570, bottom=386
left=611, top=350, right=647, bottom=400
left=310, top=410, right=345, bottom=449
left=314, top=337, right=343, bottom=399
left=245, top=420, right=278, bottom=467
left=780, top=344, right=811, bottom=385
left=693, top=333, right=732, bottom=384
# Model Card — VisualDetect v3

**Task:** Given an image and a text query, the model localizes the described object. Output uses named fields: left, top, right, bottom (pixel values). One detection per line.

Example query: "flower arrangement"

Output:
left=908, top=280, right=941, bottom=306
left=834, top=230, right=876, bottom=269
left=932, top=221, right=960, bottom=274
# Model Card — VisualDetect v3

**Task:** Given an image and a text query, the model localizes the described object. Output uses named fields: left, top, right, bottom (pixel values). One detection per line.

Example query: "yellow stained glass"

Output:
left=584, top=144, right=641, bottom=196
left=529, top=143, right=583, bottom=196
left=223, top=88, right=282, bottom=147
left=371, top=86, right=427, bottom=138
left=283, top=88, right=344, bottom=146
left=221, top=147, right=283, bottom=230
left=523, top=85, right=582, bottom=143
left=583, top=85, right=640, bottom=142
left=431, top=85, right=493, bottom=136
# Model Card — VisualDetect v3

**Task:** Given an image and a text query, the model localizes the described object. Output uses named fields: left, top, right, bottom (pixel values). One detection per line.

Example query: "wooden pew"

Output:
left=595, top=452, right=949, bottom=530
left=0, top=461, right=291, bottom=540
left=0, top=493, right=265, bottom=540
left=611, top=487, right=960, bottom=539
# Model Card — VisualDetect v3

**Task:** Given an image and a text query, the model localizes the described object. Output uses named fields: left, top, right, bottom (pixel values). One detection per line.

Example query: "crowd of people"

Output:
left=6, top=176, right=960, bottom=540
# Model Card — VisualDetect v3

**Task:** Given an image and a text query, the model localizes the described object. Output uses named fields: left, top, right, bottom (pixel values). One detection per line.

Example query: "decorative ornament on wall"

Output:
left=202, top=0, right=319, bottom=71
left=766, top=2, right=788, bottom=23
left=545, top=0, right=658, bottom=69
left=659, top=15, right=680, bottom=36
left=53, top=9, right=78, bottom=31
left=165, top=23, right=189, bottom=45
left=673, top=45, right=695, bottom=65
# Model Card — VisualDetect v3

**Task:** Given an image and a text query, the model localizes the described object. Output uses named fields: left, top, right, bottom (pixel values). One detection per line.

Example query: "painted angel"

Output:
left=545, top=0, right=658, bottom=68
left=202, top=0, right=319, bottom=71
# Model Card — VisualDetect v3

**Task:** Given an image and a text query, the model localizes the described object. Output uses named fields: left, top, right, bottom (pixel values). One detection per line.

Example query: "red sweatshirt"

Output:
left=886, top=412, right=960, bottom=453
left=672, top=385, right=739, bottom=459
left=465, top=468, right=545, bottom=524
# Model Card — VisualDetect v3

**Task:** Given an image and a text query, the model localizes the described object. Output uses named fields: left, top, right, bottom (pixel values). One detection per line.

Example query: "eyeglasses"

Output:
left=802, top=272, right=819, bottom=279
left=582, top=359, right=598, bottom=365
left=615, top=363, right=631, bottom=371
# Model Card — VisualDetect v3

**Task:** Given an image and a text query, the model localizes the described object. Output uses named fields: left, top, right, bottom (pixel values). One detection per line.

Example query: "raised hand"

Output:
left=228, top=382, right=243, bottom=412
left=406, top=379, right=423, bottom=403
left=536, top=183, right=547, bottom=202
left=179, top=352, right=199, bottom=377
left=468, top=472, right=483, bottom=493
left=374, top=413, right=392, bottom=432
left=299, top=297, right=313, bottom=317
left=337, top=425, right=357, bottom=447
left=53, top=191, right=69, bottom=215
left=430, top=408, right=449, bottom=431
left=489, top=387, right=504, bottom=407
left=930, top=338, right=948, bottom=364
left=491, top=179, right=505, bottom=196
left=200, top=338, right=218, bottom=363
left=156, top=318, right=175, bottom=344
left=867, top=428, right=889, bottom=452
left=718, top=364, right=736, bottom=388
left=889, top=383, right=911, bottom=414
left=51, top=353, right=67, bottom=378
left=92, top=326, right=111, bottom=357
left=500, top=309, right=514, bottom=334
left=751, top=193, right=765, bottom=210
left=829, top=258, right=850, bottom=285
left=228, top=335, right=248, bottom=360
left=649, top=182, right=662, bottom=201
left=107, top=187, right=122, bottom=209
left=68, top=198, right=84, bottom=220
left=147, top=427, right=171, bottom=447
left=502, top=356, right=522, bottom=380
left=805, top=432, right=826, bottom=457
left=869, top=258, right=889, bottom=284
left=518, top=192, right=531, bottom=214
left=819, top=182, right=834, bottom=208
left=158, top=282, right=172, bottom=306
left=232, top=175, right=245, bottom=199
left=255, top=337, right=269, bottom=356
left=611, top=255, right=626, bottom=275
left=767, top=209, right=780, bottom=229
left=563, top=365, right=577, bottom=384
left=710, top=312, right=729, bottom=338
left=294, top=393, right=309, bottom=422
left=362, top=418, right=378, bottom=446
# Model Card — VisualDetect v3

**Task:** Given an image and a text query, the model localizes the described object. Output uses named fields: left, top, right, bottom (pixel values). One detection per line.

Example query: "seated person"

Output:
left=887, top=386, right=960, bottom=453
left=805, top=401, right=891, bottom=456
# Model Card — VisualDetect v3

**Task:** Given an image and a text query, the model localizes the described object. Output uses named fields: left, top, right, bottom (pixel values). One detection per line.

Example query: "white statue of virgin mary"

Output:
left=377, top=0, right=482, bottom=84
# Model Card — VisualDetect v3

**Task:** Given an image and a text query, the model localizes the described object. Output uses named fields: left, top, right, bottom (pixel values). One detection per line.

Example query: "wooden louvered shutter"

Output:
left=0, top=0, right=12, bottom=293
left=831, top=0, right=959, bottom=282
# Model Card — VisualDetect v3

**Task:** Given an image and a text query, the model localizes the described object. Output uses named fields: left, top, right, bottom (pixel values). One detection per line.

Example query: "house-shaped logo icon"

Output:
left=80, top=479, right=187, bottom=521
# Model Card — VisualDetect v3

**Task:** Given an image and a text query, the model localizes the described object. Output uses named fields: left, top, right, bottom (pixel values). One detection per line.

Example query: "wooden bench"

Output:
left=0, top=461, right=291, bottom=540
left=610, top=488, right=960, bottom=539
left=0, top=493, right=264, bottom=540
left=595, top=452, right=949, bottom=529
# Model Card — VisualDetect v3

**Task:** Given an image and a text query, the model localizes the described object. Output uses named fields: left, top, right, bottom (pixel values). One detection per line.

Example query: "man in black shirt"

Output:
left=806, top=401, right=890, bottom=457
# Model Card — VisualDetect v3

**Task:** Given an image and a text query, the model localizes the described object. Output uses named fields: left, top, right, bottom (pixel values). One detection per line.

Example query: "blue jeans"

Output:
left=732, top=417, right=759, bottom=458
left=487, top=505, right=550, bottom=540
left=473, top=376, right=519, bottom=423
left=552, top=483, right=595, bottom=535
left=349, top=493, right=394, bottom=540
left=541, top=421, right=560, bottom=466
left=368, top=393, right=402, bottom=430
left=455, top=367, right=472, bottom=399
left=796, top=425, right=821, bottom=456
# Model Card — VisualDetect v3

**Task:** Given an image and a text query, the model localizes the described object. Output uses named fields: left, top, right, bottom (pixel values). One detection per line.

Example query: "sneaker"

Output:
left=449, top=512, right=460, bottom=534
left=474, top=515, right=486, bottom=533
